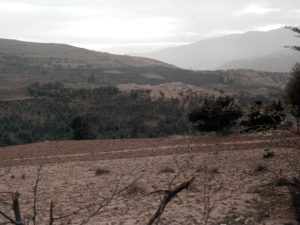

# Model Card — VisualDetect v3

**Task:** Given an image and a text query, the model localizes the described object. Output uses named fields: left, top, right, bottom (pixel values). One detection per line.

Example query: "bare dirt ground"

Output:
left=0, top=131, right=299, bottom=225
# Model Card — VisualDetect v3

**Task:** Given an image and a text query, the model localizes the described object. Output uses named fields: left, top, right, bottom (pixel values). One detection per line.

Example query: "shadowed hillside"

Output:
left=0, top=38, right=173, bottom=68
left=0, top=38, right=290, bottom=102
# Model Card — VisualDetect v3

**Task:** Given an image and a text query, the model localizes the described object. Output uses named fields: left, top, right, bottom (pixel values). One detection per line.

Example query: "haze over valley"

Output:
left=142, top=28, right=300, bottom=72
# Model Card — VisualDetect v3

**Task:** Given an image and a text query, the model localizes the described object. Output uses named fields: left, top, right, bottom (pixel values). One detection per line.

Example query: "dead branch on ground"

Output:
left=147, top=176, right=195, bottom=225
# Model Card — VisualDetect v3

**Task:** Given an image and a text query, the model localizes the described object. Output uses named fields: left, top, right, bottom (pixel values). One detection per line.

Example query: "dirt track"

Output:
left=0, top=132, right=297, bottom=167
left=0, top=132, right=299, bottom=225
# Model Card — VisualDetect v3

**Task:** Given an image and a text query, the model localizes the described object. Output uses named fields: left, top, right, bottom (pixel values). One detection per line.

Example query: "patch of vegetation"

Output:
left=0, top=82, right=189, bottom=146
left=188, top=96, right=242, bottom=135
left=124, top=182, right=146, bottom=196
left=254, top=163, right=268, bottom=174
left=0, top=51, right=287, bottom=102
left=209, top=167, right=220, bottom=174
left=241, top=100, right=285, bottom=132
left=95, top=168, right=110, bottom=176
left=158, top=166, right=176, bottom=174
left=263, top=149, right=275, bottom=159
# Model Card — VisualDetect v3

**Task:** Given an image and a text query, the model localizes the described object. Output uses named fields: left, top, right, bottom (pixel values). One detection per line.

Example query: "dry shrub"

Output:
left=263, top=149, right=275, bottom=159
left=125, top=182, right=146, bottom=195
left=273, top=177, right=293, bottom=187
left=158, top=166, right=175, bottom=174
left=255, top=163, right=267, bottom=173
left=209, top=167, right=220, bottom=174
left=95, top=168, right=110, bottom=176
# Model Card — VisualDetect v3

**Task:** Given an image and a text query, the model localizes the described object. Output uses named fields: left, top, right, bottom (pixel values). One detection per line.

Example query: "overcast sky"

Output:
left=0, top=0, right=300, bottom=54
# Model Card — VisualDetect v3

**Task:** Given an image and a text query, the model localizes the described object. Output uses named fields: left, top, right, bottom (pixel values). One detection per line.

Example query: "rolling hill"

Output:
left=0, top=38, right=174, bottom=69
left=142, top=28, right=300, bottom=72
left=0, top=38, right=290, bottom=102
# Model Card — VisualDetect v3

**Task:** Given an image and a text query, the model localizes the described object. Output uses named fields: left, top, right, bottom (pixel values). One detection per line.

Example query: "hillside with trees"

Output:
left=0, top=81, right=292, bottom=147
left=0, top=38, right=290, bottom=102
left=0, top=83, right=190, bottom=146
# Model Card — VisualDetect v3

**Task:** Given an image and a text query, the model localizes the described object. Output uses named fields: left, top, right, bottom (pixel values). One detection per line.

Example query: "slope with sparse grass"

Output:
left=0, top=131, right=299, bottom=224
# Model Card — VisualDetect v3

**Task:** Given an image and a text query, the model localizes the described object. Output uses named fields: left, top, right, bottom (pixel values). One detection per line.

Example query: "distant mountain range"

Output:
left=0, top=38, right=173, bottom=69
left=142, top=28, right=300, bottom=72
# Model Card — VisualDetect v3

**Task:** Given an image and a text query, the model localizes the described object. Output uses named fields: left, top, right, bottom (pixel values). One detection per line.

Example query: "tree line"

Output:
left=0, top=83, right=190, bottom=146
left=0, top=70, right=298, bottom=147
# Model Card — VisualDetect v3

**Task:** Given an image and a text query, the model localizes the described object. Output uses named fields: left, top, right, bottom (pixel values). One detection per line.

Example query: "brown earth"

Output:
left=0, top=131, right=299, bottom=225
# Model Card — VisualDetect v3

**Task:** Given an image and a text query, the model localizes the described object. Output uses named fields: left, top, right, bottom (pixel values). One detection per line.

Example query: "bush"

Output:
left=95, top=168, right=110, bottom=176
left=188, top=96, right=242, bottom=135
left=70, top=116, right=95, bottom=140
left=125, top=182, right=146, bottom=195
left=241, top=100, right=285, bottom=132
left=263, top=149, right=274, bottom=159
left=158, top=166, right=175, bottom=174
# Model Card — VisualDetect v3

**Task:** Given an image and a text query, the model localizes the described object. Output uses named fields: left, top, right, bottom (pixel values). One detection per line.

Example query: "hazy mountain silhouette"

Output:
left=142, top=28, right=300, bottom=72
left=0, top=38, right=174, bottom=68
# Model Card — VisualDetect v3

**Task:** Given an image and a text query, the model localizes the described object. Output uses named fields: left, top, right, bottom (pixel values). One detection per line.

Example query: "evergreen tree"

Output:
left=188, top=96, right=242, bottom=135
left=70, top=116, right=94, bottom=140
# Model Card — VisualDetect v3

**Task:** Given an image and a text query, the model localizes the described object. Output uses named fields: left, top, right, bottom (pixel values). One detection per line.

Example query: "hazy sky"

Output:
left=0, top=0, right=300, bottom=54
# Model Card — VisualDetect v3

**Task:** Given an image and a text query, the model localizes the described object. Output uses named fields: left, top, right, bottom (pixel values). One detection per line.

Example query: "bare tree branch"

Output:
left=12, top=193, right=22, bottom=224
left=286, top=26, right=300, bottom=35
left=0, top=210, right=19, bottom=225
left=147, top=177, right=195, bottom=225
left=117, top=175, right=142, bottom=196
left=48, top=201, right=54, bottom=225
left=285, top=26, right=300, bottom=51
left=32, top=165, right=42, bottom=225
left=51, top=176, right=123, bottom=225
left=78, top=177, right=122, bottom=225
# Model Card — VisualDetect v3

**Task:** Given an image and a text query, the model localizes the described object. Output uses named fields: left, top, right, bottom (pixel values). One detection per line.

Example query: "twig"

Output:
left=146, top=177, right=195, bottom=225
left=52, top=176, right=123, bottom=225
left=48, top=201, right=54, bottom=225
left=33, top=165, right=42, bottom=225
left=117, top=175, right=142, bottom=196
left=78, top=177, right=122, bottom=225
left=0, top=210, right=19, bottom=225
left=12, top=192, right=22, bottom=224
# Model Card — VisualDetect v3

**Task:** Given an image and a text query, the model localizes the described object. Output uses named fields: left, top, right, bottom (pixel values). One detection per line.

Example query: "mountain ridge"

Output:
left=141, top=27, right=300, bottom=72
left=0, top=38, right=175, bottom=69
